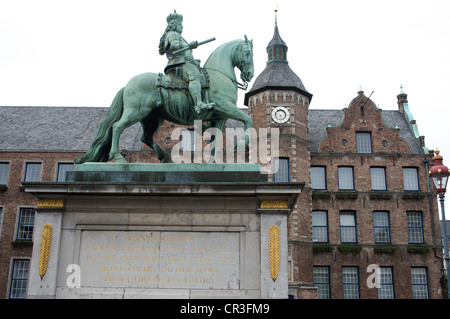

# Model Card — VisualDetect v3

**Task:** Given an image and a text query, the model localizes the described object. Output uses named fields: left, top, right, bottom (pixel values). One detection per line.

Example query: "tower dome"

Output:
left=244, top=20, right=312, bottom=105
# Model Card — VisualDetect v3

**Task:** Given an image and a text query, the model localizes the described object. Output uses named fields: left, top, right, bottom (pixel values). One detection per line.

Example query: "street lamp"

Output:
left=429, top=149, right=450, bottom=298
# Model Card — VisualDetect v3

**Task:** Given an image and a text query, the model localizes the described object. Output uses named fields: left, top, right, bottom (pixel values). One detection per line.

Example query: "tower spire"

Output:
left=274, top=3, right=279, bottom=26
left=267, top=5, right=287, bottom=63
left=244, top=5, right=313, bottom=106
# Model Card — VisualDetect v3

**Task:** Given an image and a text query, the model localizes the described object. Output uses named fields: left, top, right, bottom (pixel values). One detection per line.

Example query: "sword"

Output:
left=172, top=37, right=216, bottom=55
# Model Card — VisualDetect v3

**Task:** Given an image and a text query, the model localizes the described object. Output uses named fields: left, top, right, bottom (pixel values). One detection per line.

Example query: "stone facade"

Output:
left=23, top=176, right=300, bottom=299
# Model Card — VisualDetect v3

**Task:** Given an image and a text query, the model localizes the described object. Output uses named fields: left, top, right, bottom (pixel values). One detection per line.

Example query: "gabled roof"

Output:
left=0, top=106, right=423, bottom=155
left=307, top=108, right=424, bottom=154
left=0, top=106, right=142, bottom=152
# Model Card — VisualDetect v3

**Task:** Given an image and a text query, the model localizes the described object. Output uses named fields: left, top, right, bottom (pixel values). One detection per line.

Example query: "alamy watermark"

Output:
left=169, top=120, right=280, bottom=174
left=366, top=264, right=382, bottom=289
left=66, top=264, right=81, bottom=288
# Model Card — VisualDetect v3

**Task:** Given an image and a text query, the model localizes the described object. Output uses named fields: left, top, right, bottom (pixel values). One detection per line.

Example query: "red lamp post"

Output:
left=429, top=149, right=450, bottom=298
left=430, top=150, right=449, bottom=195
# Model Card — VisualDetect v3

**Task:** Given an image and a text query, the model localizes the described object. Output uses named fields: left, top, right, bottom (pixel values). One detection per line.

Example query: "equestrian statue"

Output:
left=74, top=10, right=254, bottom=164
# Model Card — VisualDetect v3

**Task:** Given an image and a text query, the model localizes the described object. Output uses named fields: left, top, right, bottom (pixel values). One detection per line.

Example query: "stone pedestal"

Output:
left=23, top=163, right=303, bottom=299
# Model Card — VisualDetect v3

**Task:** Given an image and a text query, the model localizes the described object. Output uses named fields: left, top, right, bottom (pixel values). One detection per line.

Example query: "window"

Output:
left=313, top=266, right=330, bottom=299
left=57, top=163, right=74, bottom=182
left=403, top=167, right=419, bottom=191
left=17, top=208, right=35, bottom=241
left=274, top=157, right=289, bottom=182
left=411, top=268, right=429, bottom=299
left=24, top=162, right=41, bottom=182
left=9, top=259, right=30, bottom=299
left=407, top=211, right=424, bottom=244
left=0, top=162, right=9, bottom=185
left=356, top=132, right=372, bottom=153
left=373, top=211, right=390, bottom=243
left=378, top=267, right=395, bottom=299
left=180, top=129, right=196, bottom=152
left=311, top=166, right=326, bottom=190
left=342, top=267, right=360, bottom=299
left=340, top=211, right=357, bottom=243
left=338, top=166, right=354, bottom=190
left=312, top=211, right=328, bottom=243
left=275, top=47, right=280, bottom=59
left=371, top=167, right=387, bottom=191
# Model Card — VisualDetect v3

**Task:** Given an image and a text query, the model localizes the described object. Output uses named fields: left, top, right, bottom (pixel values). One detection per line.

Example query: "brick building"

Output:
left=244, top=21, right=444, bottom=299
left=0, top=22, right=445, bottom=299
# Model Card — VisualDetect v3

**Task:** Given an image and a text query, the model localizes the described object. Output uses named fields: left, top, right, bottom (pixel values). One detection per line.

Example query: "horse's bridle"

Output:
left=204, top=67, right=249, bottom=90
left=204, top=41, right=252, bottom=90
left=234, top=42, right=253, bottom=89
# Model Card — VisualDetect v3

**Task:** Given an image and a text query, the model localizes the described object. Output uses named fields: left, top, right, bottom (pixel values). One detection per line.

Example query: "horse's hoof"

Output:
left=111, top=153, right=127, bottom=164
left=115, top=157, right=127, bottom=164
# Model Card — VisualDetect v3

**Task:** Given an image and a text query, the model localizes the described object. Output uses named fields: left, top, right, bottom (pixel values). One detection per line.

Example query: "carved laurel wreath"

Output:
left=39, top=224, right=53, bottom=279
left=268, top=225, right=280, bottom=281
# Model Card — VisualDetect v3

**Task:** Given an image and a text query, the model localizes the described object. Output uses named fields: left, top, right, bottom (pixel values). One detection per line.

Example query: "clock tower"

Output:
left=244, top=16, right=315, bottom=298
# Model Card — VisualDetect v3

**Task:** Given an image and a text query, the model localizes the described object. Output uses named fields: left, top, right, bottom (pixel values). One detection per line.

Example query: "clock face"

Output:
left=271, top=106, right=290, bottom=124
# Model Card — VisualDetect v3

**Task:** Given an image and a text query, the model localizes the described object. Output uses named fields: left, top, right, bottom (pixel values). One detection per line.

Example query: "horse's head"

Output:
left=233, top=35, right=254, bottom=84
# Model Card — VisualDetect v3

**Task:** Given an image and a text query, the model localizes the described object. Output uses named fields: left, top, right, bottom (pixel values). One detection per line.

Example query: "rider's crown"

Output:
left=167, top=10, right=183, bottom=24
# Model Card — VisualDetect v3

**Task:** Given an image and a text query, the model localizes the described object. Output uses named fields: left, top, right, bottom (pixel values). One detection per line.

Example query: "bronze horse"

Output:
left=74, top=37, right=254, bottom=164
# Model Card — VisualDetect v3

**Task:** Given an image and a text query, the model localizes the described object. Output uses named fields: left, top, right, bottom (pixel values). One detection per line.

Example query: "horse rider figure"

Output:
left=159, top=11, right=214, bottom=115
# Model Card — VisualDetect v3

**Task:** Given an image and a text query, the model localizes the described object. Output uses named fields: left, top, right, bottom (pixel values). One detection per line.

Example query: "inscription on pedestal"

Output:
left=79, top=231, right=240, bottom=289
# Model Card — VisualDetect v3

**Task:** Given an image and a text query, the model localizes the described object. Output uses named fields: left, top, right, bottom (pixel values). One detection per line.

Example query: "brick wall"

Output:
left=248, top=87, right=444, bottom=298
left=306, top=92, right=443, bottom=298
left=0, top=151, right=86, bottom=298
left=319, top=91, right=412, bottom=154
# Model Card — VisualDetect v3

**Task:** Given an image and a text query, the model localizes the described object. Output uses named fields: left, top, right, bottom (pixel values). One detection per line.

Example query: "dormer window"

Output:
left=267, top=46, right=287, bottom=62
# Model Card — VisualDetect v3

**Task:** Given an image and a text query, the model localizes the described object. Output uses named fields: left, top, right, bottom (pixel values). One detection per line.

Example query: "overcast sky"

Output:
left=1, top=0, right=450, bottom=165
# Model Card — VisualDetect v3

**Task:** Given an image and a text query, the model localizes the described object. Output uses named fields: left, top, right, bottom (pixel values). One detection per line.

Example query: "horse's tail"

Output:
left=74, top=87, right=125, bottom=164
